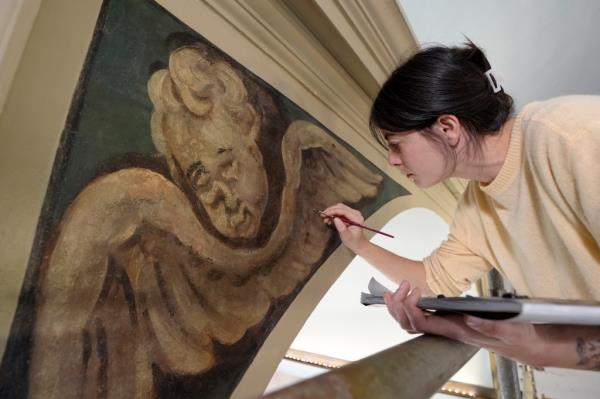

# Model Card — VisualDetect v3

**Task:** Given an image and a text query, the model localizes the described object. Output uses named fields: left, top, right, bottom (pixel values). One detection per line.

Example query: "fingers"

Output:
left=385, top=281, right=414, bottom=332
left=403, top=286, right=428, bottom=334
left=320, top=203, right=367, bottom=252
left=472, top=321, right=563, bottom=367
left=387, top=288, right=535, bottom=350
left=333, top=217, right=347, bottom=232
left=320, top=203, right=364, bottom=225
left=394, top=286, right=472, bottom=341
left=464, top=316, right=536, bottom=346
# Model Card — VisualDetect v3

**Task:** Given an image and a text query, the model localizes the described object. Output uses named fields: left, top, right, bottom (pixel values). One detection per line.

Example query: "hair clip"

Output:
left=485, top=69, right=502, bottom=94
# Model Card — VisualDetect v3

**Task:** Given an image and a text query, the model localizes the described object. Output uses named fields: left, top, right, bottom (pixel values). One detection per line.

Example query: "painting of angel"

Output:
left=0, top=0, right=406, bottom=398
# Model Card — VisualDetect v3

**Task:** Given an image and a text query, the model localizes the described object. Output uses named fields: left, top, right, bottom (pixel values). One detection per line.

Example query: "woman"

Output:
left=322, top=41, right=600, bottom=370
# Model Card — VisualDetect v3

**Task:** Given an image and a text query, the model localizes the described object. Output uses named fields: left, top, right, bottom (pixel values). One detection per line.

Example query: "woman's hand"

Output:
left=320, top=203, right=369, bottom=254
left=384, top=281, right=600, bottom=370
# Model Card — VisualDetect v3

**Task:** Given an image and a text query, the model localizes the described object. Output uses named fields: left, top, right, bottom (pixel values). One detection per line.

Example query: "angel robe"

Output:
left=27, top=120, right=383, bottom=398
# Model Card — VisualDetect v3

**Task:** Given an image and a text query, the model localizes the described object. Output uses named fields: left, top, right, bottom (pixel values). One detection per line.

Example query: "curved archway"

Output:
left=232, top=198, right=492, bottom=398
left=257, top=206, right=493, bottom=396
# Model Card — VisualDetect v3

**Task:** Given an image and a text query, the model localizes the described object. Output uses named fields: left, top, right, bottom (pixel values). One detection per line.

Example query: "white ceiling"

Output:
left=398, top=0, right=600, bottom=109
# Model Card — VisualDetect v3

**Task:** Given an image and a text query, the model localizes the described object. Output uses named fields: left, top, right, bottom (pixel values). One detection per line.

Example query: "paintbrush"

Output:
left=313, top=209, right=394, bottom=238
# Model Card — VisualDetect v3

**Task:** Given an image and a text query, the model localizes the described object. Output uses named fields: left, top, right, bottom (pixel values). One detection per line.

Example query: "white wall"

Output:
left=398, top=0, right=600, bottom=109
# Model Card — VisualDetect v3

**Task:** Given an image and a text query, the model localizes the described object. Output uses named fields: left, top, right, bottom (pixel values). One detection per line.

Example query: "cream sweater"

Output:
left=423, top=95, right=600, bottom=300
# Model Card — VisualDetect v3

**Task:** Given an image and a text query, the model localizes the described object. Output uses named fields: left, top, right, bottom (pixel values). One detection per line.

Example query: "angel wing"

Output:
left=256, top=120, right=383, bottom=299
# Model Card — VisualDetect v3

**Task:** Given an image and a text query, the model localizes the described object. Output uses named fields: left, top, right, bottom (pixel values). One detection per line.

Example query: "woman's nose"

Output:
left=388, top=150, right=402, bottom=166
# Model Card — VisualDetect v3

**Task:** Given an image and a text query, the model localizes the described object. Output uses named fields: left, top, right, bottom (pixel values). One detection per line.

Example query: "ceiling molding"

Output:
left=319, top=0, right=415, bottom=75
left=205, top=0, right=371, bottom=137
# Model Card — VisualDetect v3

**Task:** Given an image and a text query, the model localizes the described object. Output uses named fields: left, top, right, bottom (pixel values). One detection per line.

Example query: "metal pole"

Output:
left=495, top=356, right=522, bottom=399
left=487, top=269, right=522, bottom=399
left=261, top=335, right=478, bottom=399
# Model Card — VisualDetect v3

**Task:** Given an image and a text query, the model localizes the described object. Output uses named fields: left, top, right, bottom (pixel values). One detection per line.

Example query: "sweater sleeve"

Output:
left=569, top=126, right=600, bottom=244
left=422, top=191, right=493, bottom=296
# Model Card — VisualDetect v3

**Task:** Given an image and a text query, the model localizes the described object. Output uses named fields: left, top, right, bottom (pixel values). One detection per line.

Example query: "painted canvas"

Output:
left=0, top=0, right=408, bottom=398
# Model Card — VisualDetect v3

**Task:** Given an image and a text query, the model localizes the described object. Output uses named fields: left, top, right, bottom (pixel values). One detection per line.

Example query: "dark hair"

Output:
left=369, top=41, right=513, bottom=156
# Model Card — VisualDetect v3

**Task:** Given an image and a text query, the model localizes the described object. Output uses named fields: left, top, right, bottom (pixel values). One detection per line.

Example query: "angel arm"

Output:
left=29, top=168, right=276, bottom=398
left=28, top=169, right=210, bottom=397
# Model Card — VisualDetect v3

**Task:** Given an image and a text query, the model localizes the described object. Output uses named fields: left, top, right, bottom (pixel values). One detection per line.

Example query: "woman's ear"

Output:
left=435, top=115, right=461, bottom=147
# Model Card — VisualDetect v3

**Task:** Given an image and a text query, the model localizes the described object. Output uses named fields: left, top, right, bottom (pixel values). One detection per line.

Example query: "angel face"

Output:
left=148, top=45, right=270, bottom=239
left=165, top=107, right=268, bottom=239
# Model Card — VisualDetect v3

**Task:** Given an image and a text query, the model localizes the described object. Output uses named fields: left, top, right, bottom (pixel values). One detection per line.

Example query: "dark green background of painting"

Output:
left=49, top=0, right=408, bottom=230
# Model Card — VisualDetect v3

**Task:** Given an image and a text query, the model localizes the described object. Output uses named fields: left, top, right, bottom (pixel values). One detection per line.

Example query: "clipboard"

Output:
left=361, top=277, right=600, bottom=326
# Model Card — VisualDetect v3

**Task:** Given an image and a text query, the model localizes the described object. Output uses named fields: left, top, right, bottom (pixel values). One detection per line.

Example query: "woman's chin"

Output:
left=414, top=178, right=437, bottom=189
left=413, top=174, right=448, bottom=188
